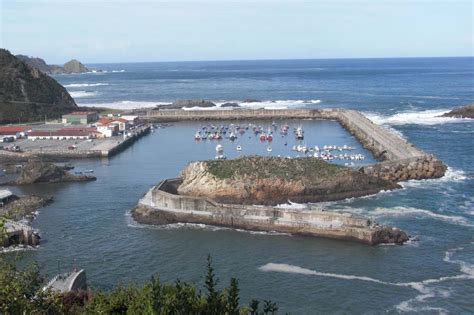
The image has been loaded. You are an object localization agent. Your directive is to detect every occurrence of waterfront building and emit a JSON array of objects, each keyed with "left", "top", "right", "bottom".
[
  {"left": 62, "top": 111, "right": 98, "bottom": 124},
  {"left": 0, "top": 125, "right": 32, "bottom": 140}
]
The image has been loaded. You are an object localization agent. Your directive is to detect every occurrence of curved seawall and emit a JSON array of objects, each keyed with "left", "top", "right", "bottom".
[{"left": 132, "top": 179, "right": 408, "bottom": 245}]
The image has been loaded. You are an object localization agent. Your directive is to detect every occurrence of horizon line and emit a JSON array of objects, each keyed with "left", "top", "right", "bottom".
[{"left": 71, "top": 55, "right": 474, "bottom": 65}]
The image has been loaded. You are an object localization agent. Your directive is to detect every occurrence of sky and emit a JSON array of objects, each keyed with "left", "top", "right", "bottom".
[{"left": 0, "top": 0, "right": 473, "bottom": 64}]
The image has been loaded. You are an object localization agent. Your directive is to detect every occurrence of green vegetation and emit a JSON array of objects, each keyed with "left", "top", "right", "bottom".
[
  {"left": 0, "top": 254, "right": 280, "bottom": 314},
  {"left": 78, "top": 106, "right": 125, "bottom": 115},
  {"left": 207, "top": 156, "right": 343, "bottom": 184}
]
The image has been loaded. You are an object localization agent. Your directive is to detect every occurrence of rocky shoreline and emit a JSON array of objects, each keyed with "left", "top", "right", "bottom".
[{"left": 441, "top": 103, "right": 474, "bottom": 119}]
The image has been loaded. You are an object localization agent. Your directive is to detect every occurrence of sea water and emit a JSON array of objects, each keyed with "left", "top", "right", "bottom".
[{"left": 4, "top": 57, "right": 474, "bottom": 314}]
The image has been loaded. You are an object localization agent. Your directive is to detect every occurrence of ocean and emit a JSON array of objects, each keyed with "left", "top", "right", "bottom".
[{"left": 5, "top": 57, "right": 474, "bottom": 314}]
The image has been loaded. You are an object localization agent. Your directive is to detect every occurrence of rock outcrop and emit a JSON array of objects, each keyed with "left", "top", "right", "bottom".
[
  {"left": 172, "top": 99, "right": 216, "bottom": 108},
  {"left": 220, "top": 102, "right": 241, "bottom": 108},
  {"left": 0, "top": 195, "right": 53, "bottom": 221},
  {"left": 13, "top": 160, "right": 96, "bottom": 185},
  {"left": 0, "top": 49, "right": 77, "bottom": 123},
  {"left": 16, "top": 54, "right": 91, "bottom": 74},
  {"left": 63, "top": 59, "right": 89, "bottom": 73},
  {"left": 441, "top": 103, "right": 474, "bottom": 119},
  {"left": 177, "top": 156, "right": 400, "bottom": 205}
]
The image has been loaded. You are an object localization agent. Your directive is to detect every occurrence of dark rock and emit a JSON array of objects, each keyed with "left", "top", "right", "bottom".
[
  {"left": 220, "top": 102, "right": 241, "bottom": 108},
  {"left": 0, "top": 194, "right": 54, "bottom": 221},
  {"left": 13, "top": 160, "right": 96, "bottom": 185},
  {"left": 0, "top": 49, "right": 77, "bottom": 123},
  {"left": 441, "top": 103, "right": 474, "bottom": 119},
  {"left": 242, "top": 99, "right": 261, "bottom": 103},
  {"left": 63, "top": 59, "right": 89, "bottom": 73},
  {"left": 373, "top": 227, "right": 409, "bottom": 245},
  {"left": 172, "top": 99, "right": 216, "bottom": 108}
]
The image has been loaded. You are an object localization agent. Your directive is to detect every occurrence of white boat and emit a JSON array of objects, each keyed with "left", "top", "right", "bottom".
[
  {"left": 267, "top": 146, "right": 272, "bottom": 152},
  {"left": 215, "top": 144, "right": 224, "bottom": 153},
  {"left": 236, "top": 145, "right": 242, "bottom": 151}
]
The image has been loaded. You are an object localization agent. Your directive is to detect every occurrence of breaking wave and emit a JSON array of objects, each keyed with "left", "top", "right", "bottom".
[
  {"left": 64, "top": 83, "right": 109, "bottom": 88},
  {"left": 70, "top": 91, "right": 100, "bottom": 98},
  {"left": 400, "top": 167, "right": 469, "bottom": 189},
  {"left": 364, "top": 109, "right": 471, "bottom": 125},
  {"left": 182, "top": 99, "right": 321, "bottom": 111},
  {"left": 371, "top": 207, "right": 473, "bottom": 227},
  {"left": 77, "top": 100, "right": 168, "bottom": 109},
  {"left": 260, "top": 245, "right": 474, "bottom": 314}
]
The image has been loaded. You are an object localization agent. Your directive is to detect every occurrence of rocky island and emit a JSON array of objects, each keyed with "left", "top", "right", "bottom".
[
  {"left": 8, "top": 160, "right": 96, "bottom": 185},
  {"left": 178, "top": 156, "right": 399, "bottom": 205},
  {"left": 133, "top": 156, "right": 409, "bottom": 245}
]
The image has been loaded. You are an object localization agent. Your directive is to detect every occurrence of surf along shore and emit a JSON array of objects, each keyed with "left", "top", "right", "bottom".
[{"left": 132, "top": 108, "right": 447, "bottom": 245}]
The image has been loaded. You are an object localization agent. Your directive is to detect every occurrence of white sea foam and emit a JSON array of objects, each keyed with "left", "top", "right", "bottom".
[
  {"left": 371, "top": 207, "right": 473, "bottom": 227},
  {"left": 260, "top": 252, "right": 474, "bottom": 314},
  {"left": 0, "top": 245, "right": 38, "bottom": 254},
  {"left": 78, "top": 100, "right": 168, "bottom": 109},
  {"left": 183, "top": 99, "right": 322, "bottom": 111},
  {"left": 70, "top": 91, "right": 99, "bottom": 98},
  {"left": 275, "top": 201, "right": 308, "bottom": 209},
  {"left": 400, "top": 167, "right": 469, "bottom": 189},
  {"left": 64, "top": 83, "right": 109, "bottom": 88},
  {"left": 364, "top": 109, "right": 471, "bottom": 126}
]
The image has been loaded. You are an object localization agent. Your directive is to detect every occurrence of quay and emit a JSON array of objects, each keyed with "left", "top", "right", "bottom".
[
  {"left": 0, "top": 125, "right": 151, "bottom": 161},
  {"left": 133, "top": 178, "right": 408, "bottom": 245},
  {"left": 2, "top": 219, "right": 40, "bottom": 247},
  {"left": 142, "top": 108, "right": 447, "bottom": 181}
]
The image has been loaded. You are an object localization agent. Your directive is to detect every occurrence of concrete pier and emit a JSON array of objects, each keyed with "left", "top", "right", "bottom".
[{"left": 133, "top": 179, "right": 408, "bottom": 245}]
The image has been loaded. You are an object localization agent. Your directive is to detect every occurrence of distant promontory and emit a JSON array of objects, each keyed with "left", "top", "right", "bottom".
[{"left": 16, "top": 55, "right": 93, "bottom": 74}]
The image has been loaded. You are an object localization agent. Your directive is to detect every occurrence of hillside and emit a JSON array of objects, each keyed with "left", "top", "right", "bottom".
[{"left": 0, "top": 49, "right": 77, "bottom": 123}]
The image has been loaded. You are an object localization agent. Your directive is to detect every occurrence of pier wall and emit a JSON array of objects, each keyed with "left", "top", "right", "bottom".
[
  {"left": 2, "top": 220, "right": 39, "bottom": 247},
  {"left": 143, "top": 108, "right": 446, "bottom": 180},
  {"left": 133, "top": 179, "right": 407, "bottom": 245}
]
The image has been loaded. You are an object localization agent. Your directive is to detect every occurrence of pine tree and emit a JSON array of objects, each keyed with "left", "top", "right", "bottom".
[{"left": 226, "top": 277, "right": 240, "bottom": 315}]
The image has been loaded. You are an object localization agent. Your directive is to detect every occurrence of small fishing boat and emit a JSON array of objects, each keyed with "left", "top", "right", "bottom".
[
  {"left": 295, "top": 127, "right": 304, "bottom": 140},
  {"left": 84, "top": 170, "right": 94, "bottom": 174},
  {"left": 267, "top": 147, "right": 272, "bottom": 152},
  {"left": 266, "top": 134, "right": 273, "bottom": 142},
  {"left": 259, "top": 134, "right": 267, "bottom": 141},
  {"left": 236, "top": 145, "right": 242, "bottom": 151},
  {"left": 194, "top": 132, "right": 201, "bottom": 140}
]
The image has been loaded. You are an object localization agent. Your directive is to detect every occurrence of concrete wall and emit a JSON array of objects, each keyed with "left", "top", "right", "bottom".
[{"left": 142, "top": 179, "right": 385, "bottom": 245}]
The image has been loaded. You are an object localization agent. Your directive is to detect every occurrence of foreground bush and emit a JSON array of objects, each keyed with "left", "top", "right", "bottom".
[{"left": 0, "top": 255, "right": 279, "bottom": 314}]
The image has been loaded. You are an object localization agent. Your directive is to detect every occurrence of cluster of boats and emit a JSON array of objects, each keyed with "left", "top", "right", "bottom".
[
  {"left": 194, "top": 122, "right": 304, "bottom": 143},
  {"left": 292, "top": 144, "right": 365, "bottom": 161},
  {"left": 193, "top": 123, "right": 366, "bottom": 164}
]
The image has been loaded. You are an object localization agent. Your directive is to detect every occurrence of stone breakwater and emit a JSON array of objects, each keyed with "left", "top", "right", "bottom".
[
  {"left": 132, "top": 179, "right": 409, "bottom": 245},
  {"left": 143, "top": 108, "right": 447, "bottom": 180}
]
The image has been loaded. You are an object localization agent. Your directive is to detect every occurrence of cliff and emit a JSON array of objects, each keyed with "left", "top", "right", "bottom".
[
  {"left": 177, "top": 156, "right": 400, "bottom": 205},
  {"left": 0, "top": 49, "right": 77, "bottom": 123},
  {"left": 441, "top": 103, "right": 474, "bottom": 119},
  {"left": 16, "top": 55, "right": 91, "bottom": 74}
]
